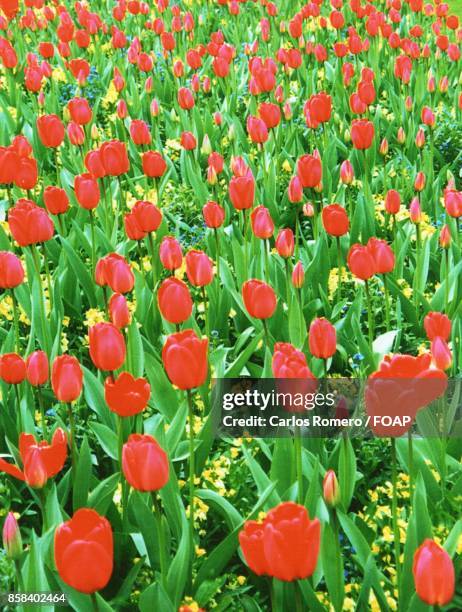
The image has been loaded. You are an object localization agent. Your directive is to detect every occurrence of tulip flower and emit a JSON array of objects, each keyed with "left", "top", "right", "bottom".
[
  {"left": 74, "top": 174, "right": 100, "bottom": 210},
  {"left": 350, "top": 119, "right": 374, "bottom": 149},
  {"left": 0, "top": 353, "right": 26, "bottom": 384},
  {"left": 3, "top": 512, "right": 22, "bottom": 560},
  {"left": 36, "top": 114, "right": 65, "bottom": 148},
  {"left": 51, "top": 355, "right": 83, "bottom": 403},
  {"left": 142, "top": 151, "right": 167, "bottom": 178},
  {"left": 296, "top": 154, "right": 322, "bottom": 188},
  {"left": 239, "top": 502, "right": 320, "bottom": 581},
  {"left": 424, "top": 312, "right": 451, "bottom": 341},
  {"left": 109, "top": 293, "right": 131, "bottom": 329},
  {"left": 322, "top": 204, "right": 349, "bottom": 237},
  {"left": 122, "top": 434, "right": 169, "bottom": 491},
  {"left": 229, "top": 174, "right": 255, "bottom": 210},
  {"left": 309, "top": 318, "right": 336, "bottom": 363},
  {"left": 250, "top": 206, "right": 274, "bottom": 239},
  {"left": 413, "top": 539, "right": 455, "bottom": 606},
  {"left": 54, "top": 508, "right": 113, "bottom": 594},
  {"left": 158, "top": 277, "right": 193, "bottom": 324},
  {"left": 162, "top": 330, "right": 208, "bottom": 391},
  {"left": 185, "top": 250, "right": 214, "bottom": 287},
  {"left": 275, "top": 229, "right": 294, "bottom": 258},
  {"left": 97, "top": 253, "right": 134, "bottom": 294},
  {"left": 323, "top": 470, "right": 340, "bottom": 507},
  {"left": 242, "top": 279, "right": 277, "bottom": 321},
  {"left": 0, "top": 428, "right": 67, "bottom": 488},
  {"left": 89, "top": 322, "right": 126, "bottom": 371},
  {"left": 8, "top": 200, "right": 54, "bottom": 246},
  {"left": 431, "top": 337, "right": 452, "bottom": 371},
  {"left": 0, "top": 251, "right": 24, "bottom": 289},
  {"left": 159, "top": 236, "right": 183, "bottom": 271},
  {"left": 202, "top": 201, "right": 225, "bottom": 228},
  {"left": 43, "top": 186, "right": 70, "bottom": 216},
  {"left": 100, "top": 140, "right": 130, "bottom": 176},
  {"left": 105, "top": 372, "right": 151, "bottom": 417},
  {"left": 26, "top": 351, "right": 49, "bottom": 386}
]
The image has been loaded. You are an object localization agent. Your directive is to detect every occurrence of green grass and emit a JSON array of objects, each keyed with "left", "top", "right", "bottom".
[{"left": 448, "top": 0, "right": 462, "bottom": 18}]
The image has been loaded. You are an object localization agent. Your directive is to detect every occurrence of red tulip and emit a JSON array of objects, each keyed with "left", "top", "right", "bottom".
[
  {"left": 292, "top": 261, "right": 305, "bottom": 288},
  {"left": 178, "top": 87, "right": 195, "bottom": 110},
  {"left": 297, "top": 154, "right": 322, "bottom": 188},
  {"left": 275, "top": 229, "right": 294, "bottom": 258},
  {"left": 158, "top": 277, "right": 193, "bottom": 324},
  {"left": 43, "top": 186, "right": 70, "bottom": 215},
  {"left": 37, "top": 115, "right": 65, "bottom": 148},
  {"left": 122, "top": 434, "right": 169, "bottom": 491},
  {"left": 52, "top": 355, "right": 83, "bottom": 403},
  {"left": 109, "top": 293, "right": 131, "bottom": 329},
  {"left": 130, "top": 120, "right": 151, "bottom": 146},
  {"left": 229, "top": 174, "right": 255, "bottom": 210},
  {"left": 105, "top": 372, "right": 150, "bottom": 417},
  {"left": 413, "top": 540, "right": 455, "bottom": 606},
  {"left": 340, "top": 160, "right": 354, "bottom": 185},
  {"left": 258, "top": 102, "right": 281, "bottom": 129},
  {"left": 304, "top": 92, "right": 332, "bottom": 127},
  {"left": 74, "top": 173, "right": 100, "bottom": 210},
  {"left": 162, "top": 330, "right": 208, "bottom": 390},
  {"left": 97, "top": 253, "right": 134, "bottom": 294},
  {"left": 100, "top": 140, "right": 130, "bottom": 176},
  {"left": 288, "top": 176, "right": 303, "bottom": 203},
  {"left": 180, "top": 131, "right": 197, "bottom": 150},
  {"left": 202, "top": 201, "right": 225, "bottom": 228},
  {"left": 142, "top": 151, "right": 167, "bottom": 178},
  {"left": 322, "top": 204, "right": 349, "bottom": 236},
  {"left": 54, "top": 508, "right": 113, "bottom": 594},
  {"left": 309, "top": 317, "right": 336, "bottom": 359},
  {"left": 185, "top": 250, "right": 214, "bottom": 286},
  {"left": 0, "top": 251, "right": 24, "bottom": 288},
  {"left": 131, "top": 201, "right": 162, "bottom": 233},
  {"left": 424, "top": 312, "right": 451, "bottom": 341},
  {"left": 0, "top": 353, "right": 26, "bottom": 384},
  {"left": 26, "top": 351, "right": 49, "bottom": 386},
  {"left": 85, "top": 150, "right": 106, "bottom": 178},
  {"left": 385, "top": 189, "right": 401, "bottom": 215},
  {"left": 67, "top": 122, "right": 85, "bottom": 146},
  {"left": 89, "top": 322, "right": 126, "bottom": 371},
  {"left": 439, "top": 225, "right": 451, "bottom": 248},
  {"left": 159, "top": 236, "right": 183, "bottom": 270},
  {"left": 239, "top": 502, "right": 320, "bottom": 581},
  {"left": 444, "top": 189, "right": 462, "bottom": 218},
  {"left": 242, "top": 279, "right": 277, "bottom": 320},
  {"left": 247, "top": 116, "right": 269, "bottom": 144},
  {"left": 431, "top": 337, "right": 452, "bottom": 371},
  {"left": 8, "top": 200, "right": 54, "bottom": 246},
  {"left": 250, "top": 206, "right": 274, "bottom": 239},
  {"left": 68, "top": 97, "right": 92, "bottom": 125},
  {"left": 323, "top": 470, "right": 340, "bottom": 507},
  {"left": 367, "top": 238, "right": 394, "bottom": 274},
  {"left": 0, "top": 428, "right": 67, "bottom": 487},
  {"left": 347, "top": 243, "right": 376, "bottom": 280},
  {"left": 351, "top": 119, "right": 374, "bottom": 149}
]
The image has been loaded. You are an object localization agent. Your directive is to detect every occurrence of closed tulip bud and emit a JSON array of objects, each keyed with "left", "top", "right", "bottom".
[
  {"left": 413, "top": 539, "right": 455, "bottom": 606},
  {"left": 414, "top": 171, "right": 426, "bottom": 191},
  {"left": 52, "top": 355, "right": 83, "bottom": 403},
  {"left": 347, "top": 244, "right": 376, "bottom": 280},
  {"left": 340, "top": 159, "right": 354, "bottom": 184},
  {"left": 109, "top": 293, "right": 131, "bottom": 329},
  {"left": 309, "top": 317, "right": 336, "bottom": 359},
  {"left": 26, "top": 351, "right": 49, "bottom": 386},
  {"left": 162, "top": 330, "right": 208, "bottom": 390},
  {"left": 379, "top": 138, "right": 389, "bottom": 156},
  {"left": 159, "top": 236, "right": 183, "bottom": 270},
  {"left": 288, "top": 175, "right": 303, "bottom": 203},
  {"left": 405, "top": 96, "right": 413, "bottom": 111},
  {"left": 427, "top": 75, "right": 436, "bottom": 92},
  {"left": 323, "top": 470, "right": 340, "bottom": 507},
  {"left": 54, "top": 509, "right": 113, "bottom": 594},
  {"left": 43, "top": 186, "right": 69, "bottom": 215},
  {"left": 201, "top": 134, "right": 212, "bottom": 156},
  {"left": 385, "top": 189, "right": 401, "bottom": 215},
  {"left": 303, "top": 202, "right": 315, "bottom": 217},
  {"left": 117, "top": 99, "right": 128, "bottom": 119},
  {"left": 292, "top": 261, "right": 305, "bottom": 288},
  {"left": 122, "top": 434, "right": 169, "bottom": 491},
  {"left": 150, "top": 99, "right": 160, "bottom": 117},
  {"left": 207, "top": 165, "right": 218, "bottom": 185},
  {"left": 276, "top": 228, "right": 294, "bottom": 258},
  {"left": 213, "top": 112, "right": 222, "bottom": 126},
  {"left": 409, "top": 197, "right": 422, "bottom": 223},
  {"left": 0, "top": 251, "right": 24, "bottom": 289},
  {"left": 431, "top": 337, "right": 452, "bottom": 371},
  {"left": 251, "top": 206, "right": 274, "bottom": 239},
  {"left": 180, "top": 131, "right": 197, "bottom": 150},
  {"left": 415, "top": 128, "right": 426, "bottom": 148},
  {"left": 105, "top": 372, "right": 150, "bottom": 417},
  {"left": 439, "top": 224, "right": 451, "bottom": 248},
  {"left": 3, "top": 512, "right": 22, "bottom": 560},
  {"left": 158, "top": 277, "right": 193, "bottom": 324},
  {"left": 322, "top": 204, "right": 349, "bottom": 237},
  {"left": 202, "top": 201, "right": 225, "bottom": 228},
  {"left": 74, "top": 173, "right": 100, "bottom": 209},
  {"left": 397, "top": 127, "right": 406, "bottom": 144},
  {"left": 421, "top": 106, "right": 435, "bottom": 127},
  {"left": 0, "top": 353, "right": 26, "bottom": 384},
  {"left": 89, "top": 323, "right": 126, "bottom": 371},
  {"left": 439, "top": 76, "right": 449, "bottom": 93},
  {"left": 242, "top": 279, "right": 277, "bottom": 319}
]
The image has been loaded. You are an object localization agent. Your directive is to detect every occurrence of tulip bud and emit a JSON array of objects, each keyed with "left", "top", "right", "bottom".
[
  {"left": 292, "top": 261, "right": 305, "bottom": 288},
  {"left": 379, "top": 138, "right": 389, "bottom": 156},
  {"left": 415, "top": 128, "right": 425, "bottom": 148},
  {"left": 439, "top": 76, "right": 449, "bottom": 93},
  {"left": 431, "top": 337, "right": 452, "bottom": 371},
  {"left": 414, "top": 171, "right": 426, "bottom": 192},
  {"left": 24, "top": 449, "right": 48, "bottom": 489},
  {"left": 340, "top": 159, "right": 354, "bottom": 184},
  {"left": 397, "top": 127, "right": 406, "bottom": 144},
  {"left": 439, "top": 224, "right": 451, "bottom": 248},
  {"left": 3, "top": 512, "right": 22, "bottom": 559},
  {"left": 323, "top": 470, "right": 340, "bottom": 507},
  {"left": 201, "top": 134, "right": 212, "bottom": 156},
  {"left": 405, "top": 96, "right": 413, "bottom": 111},
  {"left": 303, "top": 202, "right": 315, "bottom": 217},
  {"left": 410, "top": 197, "right": 422, "bottom": 223}
]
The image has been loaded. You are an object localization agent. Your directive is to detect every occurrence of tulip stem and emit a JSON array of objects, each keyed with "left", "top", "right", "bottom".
[
  {"left": 408, "top": 430, "right": 414, "bottom": 501},
  {"left": 147, "top": 233, "right": 157, "bottom": 287},
  {"left": 42, "top": 244, "right": 53, "bottom": 312},
  {"left": 90, "top": 592, "right": 98, "bottom": 612},
  {"left": 336, "top": 237, "right": 342, "bottom": 298},
  {"left": 67, "top": 403, "right": 77, "bottom": 488},
  {"left": 14, "top": 559, "right": 25, "bottom": 594},
  {"left": 186, "top": 389, "right": 196, "bottom": 588},
  {"left": 31, "top": 245, "right": 50, "bottom": 356},
  {"left": 152, "top": 493, "right": 168, "bottom": 589},
  {"left": 37, "top": 386, "right": 47, "bottom": 440},
  {"left": 14, "top": 384, "right": 23, "bottom": 434},
  {"left": 391, "top": 438, "right": 401, "bottom": 591},
  {"left": 10, "top": 288, "right": 20, "bottom": 352},
  {"left": 444, "top": 249, "right": 449, "bottom": 313},
  {"left": 294, "top": 425, "right": 303, "bottom": 504},
  {"left": 294, "top": 580, "right": 303, "bottom": 612},
  {"left": 89, "top": 210, "right": 96, "bottom": 276},
  {"left": 264, "top": 239, "right": 270, "bottom": 282},
  {"left": 201, "top": 287, "right": 209, "bottom": 338},
  {"left": 214, "top": 228, "right": 220, "bottom": 279},
  {"left": 383, "top": 274, "right": 390, "bottom": 331},
  {"left": 364, "top": 280, "right": 373, "bottom": 351}
]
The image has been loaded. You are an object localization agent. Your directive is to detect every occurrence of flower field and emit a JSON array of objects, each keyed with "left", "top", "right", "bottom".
[{"left": 0, "top": 0, "right": 461, "bottom": 610}]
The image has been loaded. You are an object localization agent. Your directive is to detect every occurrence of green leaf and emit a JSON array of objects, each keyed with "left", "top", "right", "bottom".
[{"left": 73, "top": 435, "right": 92, "bottom": 510}]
